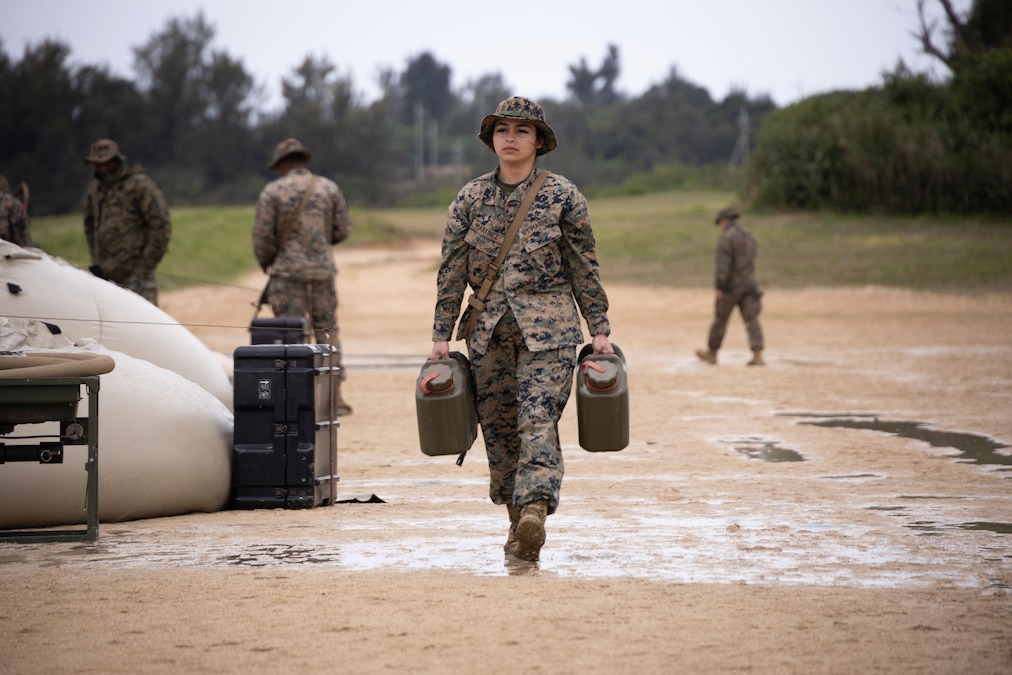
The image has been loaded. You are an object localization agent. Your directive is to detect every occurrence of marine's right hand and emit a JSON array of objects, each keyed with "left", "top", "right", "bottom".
[{"left": 429, "top": 341, "right": 449, "bottom": 360}]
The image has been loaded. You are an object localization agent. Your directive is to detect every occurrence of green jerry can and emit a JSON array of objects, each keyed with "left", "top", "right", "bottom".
[
  {"left": 415, "top": 351, "right": 478, "bottom": 457},
  {"left": 576, "top": 343, "right": 629, "bottom": 452}
]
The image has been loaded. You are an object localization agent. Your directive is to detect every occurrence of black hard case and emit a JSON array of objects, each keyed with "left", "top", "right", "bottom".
[
  {"left": 249, "top": 317, "right": 309, "bottom": 345},
  {"left": 231, "top": 344, "right": 339, "bottom": 509}
]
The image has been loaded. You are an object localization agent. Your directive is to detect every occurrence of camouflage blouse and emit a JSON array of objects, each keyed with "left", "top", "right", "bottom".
[
  {"left": 253, "top": 167, "right": 352, "bottom": 280},
  {"left": 715, "top": 220, "right": 760, "bottom": 294},
  {"left": 433, "top": 167, "right": 610, "bottom": 355},
  {"left": 83, "top": 163, "right": 171, "bottom": 283},
  {"left": 0, "top": 193, "right": 28, "bottom": 246}
]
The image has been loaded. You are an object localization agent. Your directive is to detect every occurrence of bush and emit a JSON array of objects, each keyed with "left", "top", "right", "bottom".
[{"left": 745, "top": 75, "right": 1012, "bottom": 215}]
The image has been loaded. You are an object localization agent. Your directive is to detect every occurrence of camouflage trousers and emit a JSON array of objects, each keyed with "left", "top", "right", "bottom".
[
  {"left": 470, "top": 311, "right": 577, "bottom": 516},
  {"left": 116, "top": 269, "right": 159, "bottom": 306},
  {"left": 268, "top": 275, "right": 344, "bottom": 381},
  {"left": 707, "top": 285, "right": 764, "bottom": 352}
]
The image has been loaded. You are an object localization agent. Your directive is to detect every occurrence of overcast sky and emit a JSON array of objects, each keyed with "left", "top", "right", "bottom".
[{"left": 4, "top": 0, "right": 966, "bottom": 112}]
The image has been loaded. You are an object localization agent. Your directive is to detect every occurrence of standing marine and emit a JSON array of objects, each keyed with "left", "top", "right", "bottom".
[
  {"left": 0, "top": 176, "right": 30, "bottom": 247},
  {"left": 253, "top": 138, "right": 353, "bottom": 416},
  {"left": 83, "top": 139, "right": 172, "bottom": 306},
  {"left": 428, "top": 97, "right": 614, "bottom": 562},
  {"left": 696, "top": 206, "right": 765, "bottom": 366}
]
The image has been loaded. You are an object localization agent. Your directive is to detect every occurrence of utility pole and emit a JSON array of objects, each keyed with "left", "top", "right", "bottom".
[
  {"left": 428, "top": 119, "right": 439, "bottom": 168},
  {"left": 729, "top": 106, "right": 749, "bottom": 168},
  {"left": 414, "top": 102, "right": 425, "bottom": 182},
  {"left": 451, "top": 141, "right": 464, "bottom": 184}
]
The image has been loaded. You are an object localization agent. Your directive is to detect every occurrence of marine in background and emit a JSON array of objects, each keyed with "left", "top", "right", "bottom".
[
  {"left": 696, "top": 206, "right": 765, "bottom": 366},
  {"left": 83, "top": 139, "right": 172, "bottom": 306},
  {"left": 253, "top": 138, "right": 353, "bottom": 416},
  {"left": 0, "top": 175, "right": 31, "bottom": 247}
]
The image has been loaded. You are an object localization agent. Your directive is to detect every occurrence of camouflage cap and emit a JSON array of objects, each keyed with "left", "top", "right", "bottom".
[
  {"left": 84, "top": 138, "right": 126, "bottom": 164},
  {"left": 478, "top": 97, "right": 558, "bottom": 156},
  {"left": 714, "top": 206, "right": 741, "bottom": 224},
  {"left": 268, "top": 138, "right": 313, "bottom": 169}
]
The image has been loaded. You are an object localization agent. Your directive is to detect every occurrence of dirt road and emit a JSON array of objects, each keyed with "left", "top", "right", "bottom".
[{"left": 2, "top": 240, "right": 1011, "bottom": 673}]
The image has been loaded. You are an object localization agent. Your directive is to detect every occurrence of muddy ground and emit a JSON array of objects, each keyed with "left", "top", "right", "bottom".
[{"left": 2, "top": 240, "right": 1011, "bottom": 674}]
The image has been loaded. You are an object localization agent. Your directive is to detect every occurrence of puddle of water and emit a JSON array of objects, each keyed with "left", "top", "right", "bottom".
[
  {"left": 907, "top": 521, "right": 948, "bottom": 536},
  {"left": 784, "top": 414, "right": 1011, "bottom": 470},
  {"left": 778, "top": 358, "right": 833, "bottom": 367},
  {"left": 898, "top": 495, "right": 963, "bottom": 500},
  {"left": 742, "top": 444, "right": 804, "bottom": 463},
  {"left": 3, "top": 453, "right": 1008, "bottom": 590},
  {"left": 2, "top": 497, "right": 1006, "bottom": 589},
  {"left": 958, "top": 522, "right": 1012, "bottom": 535},
  {"left": 221, "top": 545, "right": 342, "bottom": 566},
  {"left": 906, "top": 521, "right": 1012, "bottom": 536},
  {"left": 720, "top": 437, "right": 804, "bottom": 462}
]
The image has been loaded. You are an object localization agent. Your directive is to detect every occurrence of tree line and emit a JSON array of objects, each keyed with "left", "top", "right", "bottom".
[
  {"left": 0, "top": 12, "right": 767, "bottom": 216},
  {"left": 747, "top": 0, "right": 1011, "bottom": 214},
  {"left": 1, "top": 0, "right": 1007, "bottom": 217}
]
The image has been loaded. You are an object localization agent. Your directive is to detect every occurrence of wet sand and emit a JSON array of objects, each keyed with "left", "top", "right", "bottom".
[{"left": 2, "top": 241, "right": 1011, "bottom": 673}]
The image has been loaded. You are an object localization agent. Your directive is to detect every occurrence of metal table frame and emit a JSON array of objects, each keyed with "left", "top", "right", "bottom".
[{"left": 0, "top": 375, "right": 100, "bottom": 543}]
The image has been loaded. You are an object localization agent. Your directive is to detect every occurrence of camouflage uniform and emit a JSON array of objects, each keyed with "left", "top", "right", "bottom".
[
  {"left": 253, "top": 152, "right": 352, "bottom": 379},
  {"left": 706, "top": 213, "right": 764, "bottom": 352},
  {"left": 83, "top": 140, "right": 171, "bottom": 306},
  {"left": 432, "top": 167, "right": 611, "bottom": 515},
  {"left": 0, "top": 176, "right": 29, "bottom": 247}
]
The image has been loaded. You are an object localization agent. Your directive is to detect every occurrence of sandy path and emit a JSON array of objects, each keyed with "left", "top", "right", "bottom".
[{"left": 2, "top": 240, "right": 1011, "bottom": 674}]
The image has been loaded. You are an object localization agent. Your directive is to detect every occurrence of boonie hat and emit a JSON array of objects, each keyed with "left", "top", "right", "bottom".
[
  {"left": 714, "top": 206, "right": 741, "bottom": 223},
  {"left": 84, "top": 139, "right": 126, "bottom": 164},
  {"left": 268, "top": 138, "right": 313, "bottom": 169},
  {"left": 478, "top": 97, "right": 558, "bottom": 156}
]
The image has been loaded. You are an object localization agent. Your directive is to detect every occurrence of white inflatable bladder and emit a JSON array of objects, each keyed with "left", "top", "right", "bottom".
[
  {"left": 0, "top": 322, "right": 233, "bottom": 527},
  {"left": 0, "top": 238, "right": 238, "bottom": 528},
  {"left": 0, "top": 240, "right": 232, "bottom": 409}
]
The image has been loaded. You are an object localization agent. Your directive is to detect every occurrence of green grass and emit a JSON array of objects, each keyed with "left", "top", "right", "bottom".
[
  {"left": 30, "top": 207, "right": 258, "bottom": 290},
  {"left": 29, "top": 205, "right": 427, "bottom": 291},
  {"left": 751, "top": 212, "right": 1012, "bottom": 291},
  {"left": 587, "top": 190, "right": 733, "bottom": 287},
  {"left": 28, "top": 191, "right": 1012, "bottom": 293}
]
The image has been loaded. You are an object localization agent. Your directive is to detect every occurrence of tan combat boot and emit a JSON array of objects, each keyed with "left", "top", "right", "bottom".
[
  {"left": 336, "top": 385, "right": 353, "bottom": 416},
  {"left": 514, "top": 499, "right": 549, "bottom": 562},
  {"left": 747, "top": 350, "right": 765, "bottom": 366},
  {"left": 504, "top": 505, "right": 522, "bottom": 557},
  {"left": 695, "top": 349, "right": 717, "bottom": 365}
]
